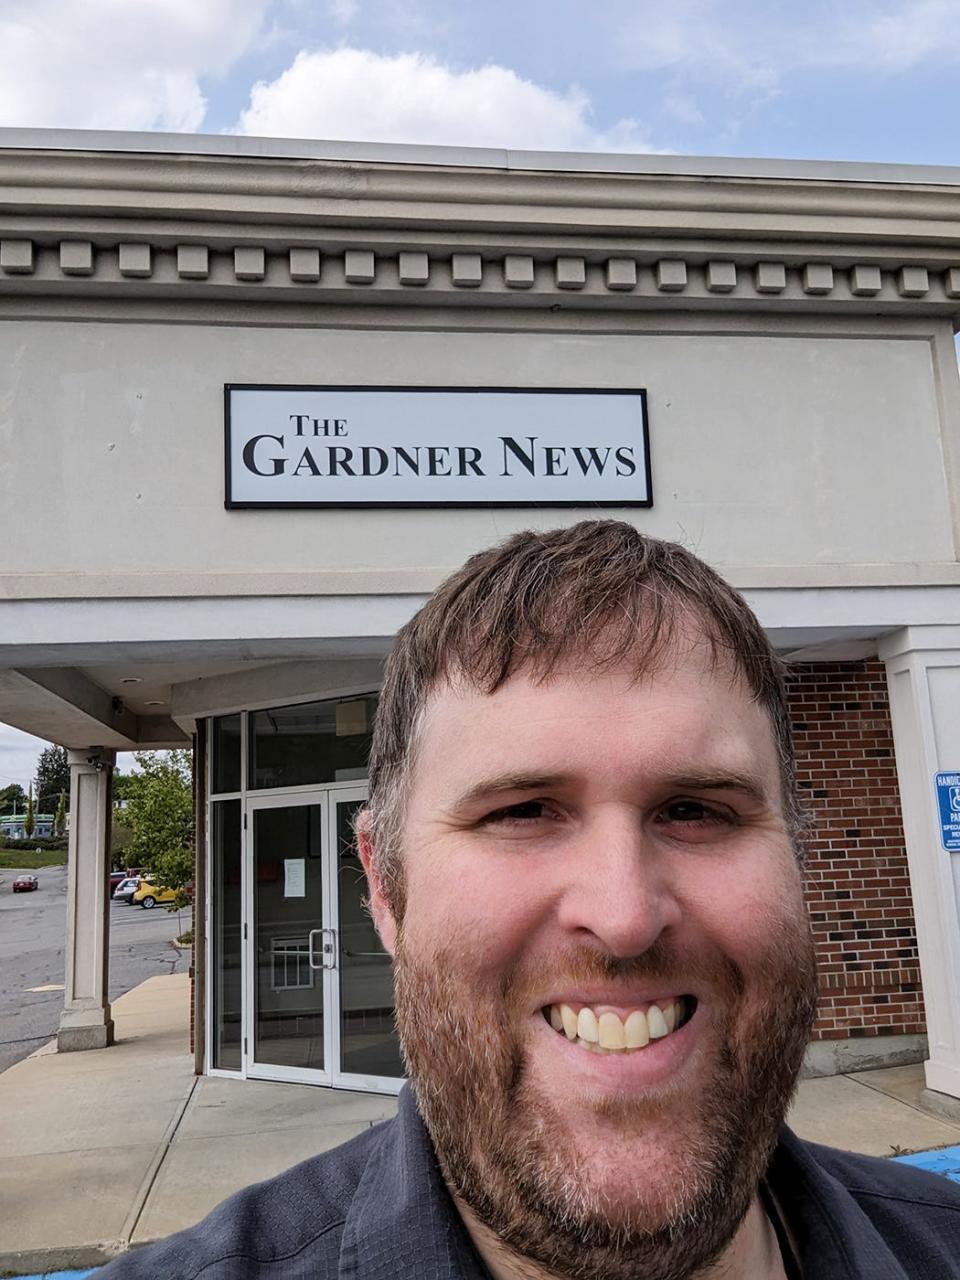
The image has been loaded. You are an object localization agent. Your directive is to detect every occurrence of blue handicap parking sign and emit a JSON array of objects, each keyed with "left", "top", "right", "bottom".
[{"left": 935, "top": 773, "right": 960, "bottom": 852}]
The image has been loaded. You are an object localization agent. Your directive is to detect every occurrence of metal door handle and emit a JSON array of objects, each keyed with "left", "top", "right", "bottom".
[
  {"left": 309, "top": 927, "right": 337, "bottom": 970},
  {"left": 323, "top": 927, "right": 337, "bottom": 970}
]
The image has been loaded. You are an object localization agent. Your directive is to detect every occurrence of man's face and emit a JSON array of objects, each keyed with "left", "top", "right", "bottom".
[{"left": 365, "top": 643, "right": 817, "bottom": 1280}]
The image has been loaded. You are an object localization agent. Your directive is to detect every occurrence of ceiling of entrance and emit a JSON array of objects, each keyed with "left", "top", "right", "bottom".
[{"left": 78, "top": 659, "right": 282, "bottom": 715}]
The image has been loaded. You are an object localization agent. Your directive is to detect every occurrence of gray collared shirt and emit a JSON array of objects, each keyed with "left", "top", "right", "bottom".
[{"left": 99, "top": 1086, "right": 960, "bottom": 1278}]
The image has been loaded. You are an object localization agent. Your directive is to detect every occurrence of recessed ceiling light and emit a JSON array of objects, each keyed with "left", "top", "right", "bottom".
[
  {"left": 120, "top": 677, "right": 143, "bottom": 685},
  {"left": 144, "top": 700, "right": 166, "bottom": 707}
]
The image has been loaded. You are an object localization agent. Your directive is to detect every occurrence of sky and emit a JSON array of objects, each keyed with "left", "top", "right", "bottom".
[
  {"left": 2, "top": 0, "right": 960, "bottom": 161},
  {"left": 2, "top": 0, "right": 959, "bottom": 788}
]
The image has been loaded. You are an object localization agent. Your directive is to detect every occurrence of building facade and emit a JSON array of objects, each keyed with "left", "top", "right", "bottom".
[
  {"left": 1, "top": 130, "right": 958, "bottom": 1100},
  {"left": 0, "top": 813, "right": 56, "bottom": 840}
]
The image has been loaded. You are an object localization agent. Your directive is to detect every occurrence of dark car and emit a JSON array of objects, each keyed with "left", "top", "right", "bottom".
[{"left": 12, "top": 874, "right": 39, "bottom": 893}]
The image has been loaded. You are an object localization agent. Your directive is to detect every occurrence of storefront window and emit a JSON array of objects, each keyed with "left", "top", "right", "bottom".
[
  {"left": 248, "top": 694, "right": 377, "bottom": 790},
  {"left": 211, "top": 713, "right": 241, "bottom": 794},
  {"left": 212, "top": 799, "right": 242, "bottom": 1070}
]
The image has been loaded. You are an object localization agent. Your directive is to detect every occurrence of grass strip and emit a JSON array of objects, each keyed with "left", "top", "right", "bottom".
[{"left": 0, "top": 849, "right": 68, "bottom": 868}]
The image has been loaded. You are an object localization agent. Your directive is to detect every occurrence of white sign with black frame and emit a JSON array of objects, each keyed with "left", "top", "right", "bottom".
[{"left": 225, "top": 385, "right": 651, "bottom": 509}]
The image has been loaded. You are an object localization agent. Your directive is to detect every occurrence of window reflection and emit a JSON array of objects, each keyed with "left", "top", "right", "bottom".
[
  {"left": 212, "top": 714, "right": 241, "bottom": 794},
  {"left": 212, "top": 799, "right": 242, "bottom": 1070},
  {"left": 248, "top": 695, "right": 377, "bottom": 790},
  {"left": 337, "top": 797, "right": 403, "bottom": 1079}
]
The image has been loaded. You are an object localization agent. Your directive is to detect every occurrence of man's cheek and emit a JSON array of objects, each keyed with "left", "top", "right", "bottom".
[
  {"left": 406, "top": 856, "right": 532, "bottom": 956},
  {"left": 692, "top": 866, "right": 802, "bottom": 948}
]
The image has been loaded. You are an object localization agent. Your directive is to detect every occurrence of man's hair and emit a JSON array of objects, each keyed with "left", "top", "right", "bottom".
[{"left": 365, "top": 520, "right": 801, "bottom": 907}]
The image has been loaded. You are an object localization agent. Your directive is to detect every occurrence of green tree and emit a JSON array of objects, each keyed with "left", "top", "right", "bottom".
[
  {"left": 54, "top": 789, "right": 67, "bottom": 837},
  {"left": 112, "top": 771, "right": 136, "bottom": 805},
  {"left": 24, "top": 785, "right": 35, "bottom": 839},
  {"left": 111, "top": 810, "right": 134, "bottom": 867},
  {"left": 111, "top": 771, "right": 137, "bottom": 869},
  {"left": 0, "top": 783, "right": 26, "bottom": 816},
  {"left": 34, "top": 745, "right": 69, "bottom": 814},
  {"left": 125, "top": 750, "right": 193, "bottom": 907}
]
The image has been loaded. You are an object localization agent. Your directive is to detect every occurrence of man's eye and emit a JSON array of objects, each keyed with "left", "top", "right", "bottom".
[
  {"left": 483, "top": 800, "right": 549, "bottom": 825},
  {"left": 657, "top": 799, "right": 732, "bottom": 826}
]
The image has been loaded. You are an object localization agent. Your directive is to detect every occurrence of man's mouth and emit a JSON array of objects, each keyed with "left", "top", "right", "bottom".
[{"left": 542, "top": 997, "right": 697, "bottom": 1054}]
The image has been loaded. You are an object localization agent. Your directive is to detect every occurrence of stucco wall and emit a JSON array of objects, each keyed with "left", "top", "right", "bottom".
[{"left": 0, "top": 318, "right": 954, "bottom": 588}]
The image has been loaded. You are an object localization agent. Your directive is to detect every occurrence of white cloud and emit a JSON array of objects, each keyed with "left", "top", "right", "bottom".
[
  {"left": 0, "top": 0, "right": 269, "bottom": 131},
  {"left": 327, "top": 0, "right": 359, "bottom": 24},
  {"left": 663, "top": 93, "right": 705, "bottom": 127},
  {"left": 830, "top": 0, "right": 960, "bottom": 72},
  {"left": 236, "top": 47, "right": 661, "bottom": 151},
  {"left": 0, "top": 721, "right": 140, "bottom": 792},
  {"left": 0, "top": 725, "right": 48, "bottom": 792},
  {"left": 616, "top": 0, "right": 960, "bottom": 98},
  {"left": 616, "top": 0, "right": 779, "bottom": 94}
]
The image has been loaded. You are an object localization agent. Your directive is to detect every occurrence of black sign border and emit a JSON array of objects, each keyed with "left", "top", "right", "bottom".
[{"left": 224, "top": 384, "right": 652, "bottom": 510}]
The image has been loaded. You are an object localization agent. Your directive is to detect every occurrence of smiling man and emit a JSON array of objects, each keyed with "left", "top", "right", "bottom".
[{"left": 101, "top": 522, "right": 960, "bottom": 1280}]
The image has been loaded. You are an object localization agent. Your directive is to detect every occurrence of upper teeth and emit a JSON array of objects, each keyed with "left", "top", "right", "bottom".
[{"left": 547, "top": 999, "right": 685, "bottom": 1053}]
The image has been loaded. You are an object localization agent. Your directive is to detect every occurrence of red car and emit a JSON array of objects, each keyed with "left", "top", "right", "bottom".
[{"left": 12, "top": 874, "right": 39, "bottom": 892}]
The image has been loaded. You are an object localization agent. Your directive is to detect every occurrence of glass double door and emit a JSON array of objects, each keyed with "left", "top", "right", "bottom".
[{"left": 244, "top": 785, "right": 403, "bottom": 1093}]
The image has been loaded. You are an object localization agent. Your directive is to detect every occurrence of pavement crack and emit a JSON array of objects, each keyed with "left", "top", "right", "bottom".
[
  {"left": 846, "top": 1073, "right": 960, "bottom": 1132},
  {"left": 121, "top": 1075, "right": 199, "bottom": 1248}
]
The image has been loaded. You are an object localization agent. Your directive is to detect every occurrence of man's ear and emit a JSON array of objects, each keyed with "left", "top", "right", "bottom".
[{"left": 355, "top": 810, "right": 397, "bottom": 957}]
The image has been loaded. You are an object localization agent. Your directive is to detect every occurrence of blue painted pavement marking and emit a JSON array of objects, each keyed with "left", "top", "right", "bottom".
[
  {"left": 893, "top": 1143, "right": 960, "bottom": 1184},
  {"left": 8, "top": 1270, "right": 100, "bottom": 1278}
]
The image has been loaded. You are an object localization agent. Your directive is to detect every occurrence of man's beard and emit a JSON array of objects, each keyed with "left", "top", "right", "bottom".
[{"left": 393, "top": 919, "right": 818, "bottom": 1280}]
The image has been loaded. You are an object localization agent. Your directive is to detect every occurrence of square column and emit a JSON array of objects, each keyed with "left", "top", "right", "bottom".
[
  {"left": 57, "top": 747, "right": 116, "bottom": 1051},
  {"left": 880, "top": 627, "right": 960, "bottom": 1100}
]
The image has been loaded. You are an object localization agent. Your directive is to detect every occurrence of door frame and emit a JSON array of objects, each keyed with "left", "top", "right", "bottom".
[
  {"left": 243, "top": 788, "right": 334, "bottom": 1087},
  {"left": 241, "top": 781, "right": 402, "bottom": 1095},
  {"left": 326, "top": 784, "right": 403, "bottom": 1096}
]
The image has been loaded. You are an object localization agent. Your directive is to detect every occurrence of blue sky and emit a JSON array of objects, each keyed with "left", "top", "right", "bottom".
[
  {"left": 2, "top": 0, "right": 960, "bottom": 162},
  {"left": 1, "top": 0, "right": 959, "bottom": 788}
]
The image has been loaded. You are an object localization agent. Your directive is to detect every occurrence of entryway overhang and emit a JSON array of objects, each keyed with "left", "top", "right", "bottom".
[{"left": 1, "top": 583, "right": 958, "bottom": 747}]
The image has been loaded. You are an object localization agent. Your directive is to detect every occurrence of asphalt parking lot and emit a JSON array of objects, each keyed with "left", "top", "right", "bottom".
[{"left": 0, "top": 864, "right": 192, "bottom": 1073}]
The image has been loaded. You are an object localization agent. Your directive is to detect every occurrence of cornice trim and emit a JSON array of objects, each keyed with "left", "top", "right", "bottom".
[
  {"left": 1, "top": 565, "right": 957, "bottom": 601},
  {"left": 3, "top": 238, "right": 960, "bottom": 315},
  {"left": 6, "top": 128, "right": 960, "bottom": 188}
]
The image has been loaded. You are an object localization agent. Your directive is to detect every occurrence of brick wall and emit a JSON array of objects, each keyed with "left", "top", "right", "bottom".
[{"left": 788, "top": 661, "right": 925, "bottom": 1041}]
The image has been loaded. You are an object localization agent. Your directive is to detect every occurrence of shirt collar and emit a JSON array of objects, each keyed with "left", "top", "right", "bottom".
[
  {"left": 339, "top": 1086, "right": 490, "bottom": 1280},
  {"left": 341, "top": 1099, "right": 912, "bottom": 1280},
  {"left": 770, "top": 1128, "right": 910, "bottom": 1280}
]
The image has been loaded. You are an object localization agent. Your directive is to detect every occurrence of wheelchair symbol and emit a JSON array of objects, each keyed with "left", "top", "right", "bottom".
[{"left": 951, "top": 787, "right": 960, "bottom": 812}]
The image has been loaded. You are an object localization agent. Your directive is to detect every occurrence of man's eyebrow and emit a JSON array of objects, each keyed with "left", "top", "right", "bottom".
[
  {"left": 450, "top": 770, "right": 770, "bottom": 812},
  {"left": 665, "top": 772, "right": 770, "bottom": 804},
  {"left": 450, "top": 774, "right": 570, "bottom": 811}
]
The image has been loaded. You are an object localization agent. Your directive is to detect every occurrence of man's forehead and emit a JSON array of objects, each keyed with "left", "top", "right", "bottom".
[
  {"left": 431, "top": 626, "right": 749, "bottom": 706},
  {"left": 415, "top": 649, "right": 778, "bottom": 781}
]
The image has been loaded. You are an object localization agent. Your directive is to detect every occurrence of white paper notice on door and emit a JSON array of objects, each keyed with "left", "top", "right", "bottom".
[{"left": 284, "top": 858, "right": 306, "bottom": 898}]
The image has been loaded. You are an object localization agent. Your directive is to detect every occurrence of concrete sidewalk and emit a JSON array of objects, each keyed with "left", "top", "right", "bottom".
[
  {"left": 0, "top": 976, "right": 396, "bottom": 1276},
  {"left": 3, "top": 978, "right": 960, "bottom": 1276}
]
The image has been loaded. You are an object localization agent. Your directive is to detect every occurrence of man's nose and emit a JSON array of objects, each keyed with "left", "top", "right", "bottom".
[{"left": 554, "top": 810, "right": 683, "bottom": 957}]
